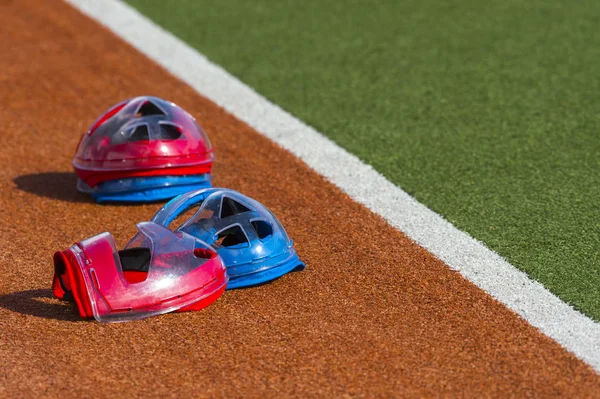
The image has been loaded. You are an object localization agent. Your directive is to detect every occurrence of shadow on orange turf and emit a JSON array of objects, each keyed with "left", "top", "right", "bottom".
[
  {"left": 0, "top": 289, "right": 83, "bottom": 322},
  {"left": 14, "top": 172, "right": 91, "bottom": 203}
]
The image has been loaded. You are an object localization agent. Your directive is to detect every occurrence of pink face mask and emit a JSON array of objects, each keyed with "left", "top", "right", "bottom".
[
  {"left": 73, "top": 96, "right": 215, "bottom": 188},
  {"left": 53, "top": 222, "right": 228, "bottom": 322}
]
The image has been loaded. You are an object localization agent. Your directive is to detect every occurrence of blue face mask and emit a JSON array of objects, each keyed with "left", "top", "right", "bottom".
[{"left": 147, "top": 187, "right": 305, "bottom": 289}]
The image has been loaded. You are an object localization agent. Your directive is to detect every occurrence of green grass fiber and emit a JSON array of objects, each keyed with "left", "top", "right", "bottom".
[{"left": 126, "top": 0, "right": 600, "bottom": 319}]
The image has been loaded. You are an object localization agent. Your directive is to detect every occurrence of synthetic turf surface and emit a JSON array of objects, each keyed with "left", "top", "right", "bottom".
[
  {"left": 0, "top": 0, "right": 599, "bottom": 396},
  {"left": 124, "top": 0, "right": 600, "bottom": 321}
]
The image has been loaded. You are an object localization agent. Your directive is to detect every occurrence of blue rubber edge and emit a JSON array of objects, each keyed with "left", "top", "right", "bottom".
[
  {"left": 226, "top": 257, "right": 305, "bottom": 289},
  {"left": 92, "top": 176, "right": 212, "bottom": 203}
]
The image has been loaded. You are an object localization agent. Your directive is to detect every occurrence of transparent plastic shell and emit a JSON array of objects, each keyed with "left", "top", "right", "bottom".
[
  {"left": 71, "top": 222, "right": 227, "bottom": 322},
  {"left": 73, "top": 96, "right": 214, "bottom": 172},
  {"left": 146, "top": 188, "right": 304, "bottom": 286}
]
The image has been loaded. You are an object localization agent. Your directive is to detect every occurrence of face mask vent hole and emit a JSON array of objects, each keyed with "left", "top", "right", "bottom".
[
  {"left": 251, "top": 220, "right": 273, "bottom": 240},
  {"left": 215, "top": 226, "right": 249, "bottom": 248},
  {"left": 171, "top": 201, "right": 205, "bottom": 229},
  {"left": 193, "top": 247, "right": 217, "bottom": 259},
  {"left": 136, "top": 100, "right": 165, "bottom": 117},
  {"left": 128, "top": 124, "right": 150, "bottom": 142},
  {"left": 157, "top": 123, "right": 182, "bottom": 140},
  {"left": 220, "top": 197, "right": 251, "bottom": 219}
]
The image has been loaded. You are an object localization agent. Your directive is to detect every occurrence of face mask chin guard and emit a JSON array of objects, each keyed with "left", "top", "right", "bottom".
[
  {"left": 147, "top": 188, "right": 305, "bottom": 289},
  {"left": 72, "top": 96, "right": 214, "bottom": 203},
  {"left": 53, "top": 222, "right": 228, "bottom": 322}
]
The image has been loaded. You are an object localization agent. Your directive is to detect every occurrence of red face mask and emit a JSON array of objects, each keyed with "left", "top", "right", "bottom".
[
  {"left": 73, "top": 96, "right": 214, "bottom": 188},
  {"left": 53, "top": 222, "right": 228, "bottom": 322}
]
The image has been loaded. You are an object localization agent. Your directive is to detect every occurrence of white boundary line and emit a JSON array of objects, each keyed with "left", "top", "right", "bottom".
[{"left": 66, "top": 0, "right": 600, "bottom": 372}]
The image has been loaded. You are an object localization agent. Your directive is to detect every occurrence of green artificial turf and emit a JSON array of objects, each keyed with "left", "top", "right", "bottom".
[{"left": 126, "top": 0, "right": 600, "bottom": 319}]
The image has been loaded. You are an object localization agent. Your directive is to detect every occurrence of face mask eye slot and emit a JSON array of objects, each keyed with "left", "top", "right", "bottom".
[
  {"left": 157, "top": 123, "right": 182, "bottom": 140},
  {"left": 126, "top": 124, "right": 150, "bottom": 142},
  {"left": 118, "top": 247, "right": 152, "bottom": 283},
  {"left": 169, "top": 200, "right": 205, "bottom": 230},
  {"left": 251, "top": 220, "right": 273, "bottom": 240},
  {"left": 220, "top": 197, "right": 251, "bottom": 219},
  {"left": 214, "top": 226, "right": 249, "bottom": 248},
  {"left": 135, "top": 100, "right": 165, "bottom": 117}
]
